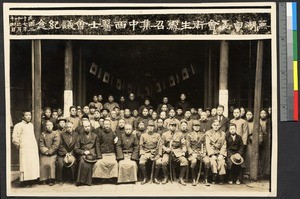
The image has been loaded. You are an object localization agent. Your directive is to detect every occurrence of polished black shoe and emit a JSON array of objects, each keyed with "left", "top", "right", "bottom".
[
  {"left": 192, "top": 179, "right": 197, "bottom": 186},
  {"left": 48, "top": 180, "right": 55, "bottom": 186},
  {"left": 178, "top": 178, "right": 187, "bottom": 186},
  {"left": 141, "top": 178, "right": 148, "bottom": 185},
  {"left": 161, "top": 178, "right": 168, "bottom": 184}
]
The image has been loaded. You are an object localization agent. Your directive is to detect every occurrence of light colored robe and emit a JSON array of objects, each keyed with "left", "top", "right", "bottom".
[{"left": 12, "top": 121, "right": 40, "bottom": 181}]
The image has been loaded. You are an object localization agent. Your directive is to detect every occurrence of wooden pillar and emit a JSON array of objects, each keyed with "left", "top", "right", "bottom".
[
  {"left": 63, "top": 41, "right": 73, "bottom": 117},
  {"left": 208, "top": 46, "right": 213, "bottom": 108},
  {"left": 250, "top": 40, "right": 264, "bottom": 180},
  {"left": 219, "top": 40, "right": 229, "bottom": 116},
  {"left": 76, "top": 45, "right": 83, "bottom": 107},
  {"left": 204, "top": 45, "right": 209, "bottom": 108},
  {"left": 31, "top": 40, "right": 42, "bottom": 141},
  {"left": 82, "top": 52, "right": 87, "bottom": 106}
]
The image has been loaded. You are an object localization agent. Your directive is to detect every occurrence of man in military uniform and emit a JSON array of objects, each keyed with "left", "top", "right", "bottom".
[
  {"left": 139, "top": 120, "right": 162, "bottom": 185},
  {"left": 186, "top": 120, "right": 210, "bottom": 186},
  {"left": 161, "top": 120, "right": 188, "bottom": 186},
  {"left": 205, "top": 120, "right": 227, "bottom": 184}
]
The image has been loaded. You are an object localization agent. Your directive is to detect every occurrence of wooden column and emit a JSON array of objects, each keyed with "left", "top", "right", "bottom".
[
  {"left": 76, "top": 45, "right": 83, "bottom": 107},
  {"left": 219, "top": 40, "right": 229, "bottom": 116},
  {"left": 82, "top": 52, "right": 87, "bottom": 106},
  {"left": 31, "top": 40, "right": 42, "bottom": 141},
  {"left": 250, "top": 40, "right": 264, "bottom": 180},
  {"left": 208, "top": 46, "right": 213, "bottom": 108},
  {"left": 63, "top": 41, "right": 73, "bottom": 117},
  {"left": 203, "top": 45, "right": 209, "bottom": 108}
]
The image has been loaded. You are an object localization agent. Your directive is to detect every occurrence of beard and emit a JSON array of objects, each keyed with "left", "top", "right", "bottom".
[{"left": 247, "top": 117, "right": 254, "bottom": 122}]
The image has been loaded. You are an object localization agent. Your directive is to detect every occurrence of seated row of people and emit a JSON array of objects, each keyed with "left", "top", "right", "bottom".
[{"left": 38, "top": 118, "right": 246, "bottom": 187}]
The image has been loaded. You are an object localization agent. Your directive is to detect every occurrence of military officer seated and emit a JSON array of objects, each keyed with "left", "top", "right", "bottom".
[
  {"left": 161, "top": 120, "right": 188, "bottom": 186},
  {"left": 139, "top": 120, "right": 162, "bottom": 185},
  {"left": 186, "top": 120, "right": 210, "bottom": 186}
]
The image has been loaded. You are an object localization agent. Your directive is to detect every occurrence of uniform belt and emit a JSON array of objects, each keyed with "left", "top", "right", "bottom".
[{"left": 123, "top": 150, "right": 132, "bottom": 154}]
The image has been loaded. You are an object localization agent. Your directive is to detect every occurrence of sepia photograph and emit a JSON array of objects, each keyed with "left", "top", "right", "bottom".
[{"left": 4, "top": 2, "right": 277, "bottom": 197}]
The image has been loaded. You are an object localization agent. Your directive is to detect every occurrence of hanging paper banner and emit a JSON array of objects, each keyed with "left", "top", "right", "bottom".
[
  {"left": 103, "top": 71, "right": 110, "bottom": 83},
  {"left": 182, "top": 67, "right": 190, "bottom": 80},
  {"left": 169, "top": 75, "right": 176, "bottom": 87},
  {"left": 89, "top": 62, "right": 98, "bottom": 75},
  {"left": 116, "top": 79, "right": 122, "bottom": 90}
]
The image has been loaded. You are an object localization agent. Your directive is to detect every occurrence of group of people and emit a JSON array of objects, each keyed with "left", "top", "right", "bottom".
[{"left": 12, "top": 93, "right": 272, "bottom": 188}]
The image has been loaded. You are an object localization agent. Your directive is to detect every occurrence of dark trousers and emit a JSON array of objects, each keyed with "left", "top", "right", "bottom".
[
  {"left": 56, "top": 155, "right": 78, "bottom": 182},
  {"left": 227, "top": 164, "right": 242, "bottom": 181}
]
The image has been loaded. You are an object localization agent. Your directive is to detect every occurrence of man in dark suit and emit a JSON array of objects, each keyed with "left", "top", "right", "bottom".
[
  {"left": 56, "top": 122, "right": 79, "bottom": 185},
  {"left": 74, "top": 121, "right": 101, "bottom": 186},
  {"left": 226, "top": 123, "right": 244, "bottom": 185},
  {"left": 212, "top": 105, "right": 230, "bottom": 132}
]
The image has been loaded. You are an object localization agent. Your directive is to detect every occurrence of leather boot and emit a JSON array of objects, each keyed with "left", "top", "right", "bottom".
[
  {"left": 191, "top": 167, "right": 196, "bottom": 186},
  {"left": 139, "top": 164, "right": 148, "bottom": 185},
  {"left": 204, "top": 168, "right": 210, "bottom": 186},
  {"left": 153, "top": 165, "right": 161, "bottom": 184},
  {"left": 179, "top": 166, "right": 187, "bottom": 186}
]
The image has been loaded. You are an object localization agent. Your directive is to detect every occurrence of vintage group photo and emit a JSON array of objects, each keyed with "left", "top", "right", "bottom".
[{"left": 4, "top": 2, "right": 277, "bottom": 197}]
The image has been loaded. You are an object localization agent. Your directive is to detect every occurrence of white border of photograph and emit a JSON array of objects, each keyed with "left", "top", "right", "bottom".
[{"left": 4, "top": 2, "right": 277, "bottom": 197}]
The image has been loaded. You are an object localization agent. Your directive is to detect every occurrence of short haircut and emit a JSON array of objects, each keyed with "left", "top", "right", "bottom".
[
  {"left": 21, "top": 110, "right": 31, "bottom": 117},
  {"left": 45, "top": 120, "right": 53, "bottom": 125},
  {"left": 217, "top": 105, "right": 225, "bottom": 110},
  {"left": 44, "top": 107, "right": 51, "bottom": 112},
  {"left": 212, "top": 119, "right": 220, "bottom": 124},
  {"left": 69, "top": 106, "right": 76, "bottom": 111},
  {"left": 125, "top": 124, "right": 133, "bottom": 129},
  {"left": 229, "top": 123, "right": 237, "bottom": 128}
]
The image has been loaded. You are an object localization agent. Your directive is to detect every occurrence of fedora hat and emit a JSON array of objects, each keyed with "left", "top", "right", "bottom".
[
  {"left": 230, "top": 153, "right": 244, "bottom": 165},
  {"left": 64, "top": 153, "right": 76, "bottom": 168},
  {"left": 83, "top": 154, "right": 97, "bottom": 163}
]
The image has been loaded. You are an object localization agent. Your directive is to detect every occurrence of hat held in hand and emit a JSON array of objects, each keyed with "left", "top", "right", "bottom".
[
  {"left": 64, "top": 153, "right": 76, "bottom": 168},
  {"left": 83, "top": 153, "right": 97, "bottom": 163},
  {"left": 230, "top": 153, "right": 244, "bottom": 165}
]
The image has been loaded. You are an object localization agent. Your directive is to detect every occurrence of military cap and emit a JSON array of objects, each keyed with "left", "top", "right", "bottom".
[
  {"left": 57, "top": 117, "right": 67, "bottom": 123},
  {"left": 148, "top": 120, "right": 155, "bottom": 126},
  {"left": 180, "top": 119, "right": 188, "bottom": 125},
  {"left": 192, "top": 120, "right": 201, "bottom": 126},
  {"left": 169, "top": 120, "right": 178, "bottom": 125}
]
